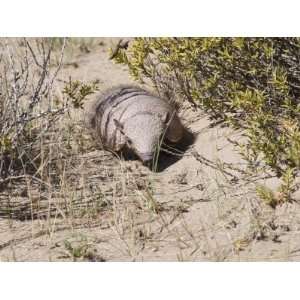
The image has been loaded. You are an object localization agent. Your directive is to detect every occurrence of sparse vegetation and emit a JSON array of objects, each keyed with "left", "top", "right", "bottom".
[
  {"left": 0, "top": 38, "right": 101, "bottom": 221},
  {"left": 0, "top": 38, "right": 67, "bottom": 182},
  {"left": 1, "top": 37, "right": 300, "bottom": 261}
]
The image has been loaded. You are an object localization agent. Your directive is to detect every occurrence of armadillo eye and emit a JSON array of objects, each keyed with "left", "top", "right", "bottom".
[{"left": 127, "top": 139, "right": 132, "bottom": 145}]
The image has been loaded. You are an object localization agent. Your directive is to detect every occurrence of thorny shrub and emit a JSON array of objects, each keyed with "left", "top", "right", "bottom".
[
  {"left": 0, "top": 38, "right": 98, "bottom": 186},
  {"left": 0, "top": 38, "right": 68, "bottom": 182}
]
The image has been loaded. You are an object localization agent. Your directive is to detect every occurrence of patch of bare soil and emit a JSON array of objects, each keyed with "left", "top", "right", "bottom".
[{"left": 1, "top": 38, "right": 300, "bottom": 261}]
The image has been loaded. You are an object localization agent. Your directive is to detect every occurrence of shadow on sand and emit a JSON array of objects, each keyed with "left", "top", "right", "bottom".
[{"left": 121, "top": 129, "right": 196, "bottom": 172}]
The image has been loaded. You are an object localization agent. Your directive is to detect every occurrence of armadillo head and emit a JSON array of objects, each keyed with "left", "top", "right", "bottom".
[{"left": 114, "top": 113, "right": 169, "bottom": 164}]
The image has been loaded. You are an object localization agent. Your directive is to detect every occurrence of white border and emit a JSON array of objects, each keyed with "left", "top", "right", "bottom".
[
  {"left": 0, "top": 263, "right": 299, "bottom": 300},
  {"left": 1, "top": 0, "right": 300, "bottom": 36},
  {"left": 1, "top": 0, "right": 300, "bottom": 299}
]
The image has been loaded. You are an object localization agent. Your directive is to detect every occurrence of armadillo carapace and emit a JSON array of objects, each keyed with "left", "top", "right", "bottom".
[{"left": 90, "top": 85, "right": 184, "bottom": 163}]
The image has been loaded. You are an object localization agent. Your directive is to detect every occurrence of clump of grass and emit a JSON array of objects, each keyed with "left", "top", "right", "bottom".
[{"left": 60, "top": 234, "right": 105, "bottom": 262}]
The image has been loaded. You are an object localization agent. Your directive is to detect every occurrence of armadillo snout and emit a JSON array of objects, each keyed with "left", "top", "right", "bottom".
[{"left": 138, "top": 152, "right": 154, "bottom": 164}]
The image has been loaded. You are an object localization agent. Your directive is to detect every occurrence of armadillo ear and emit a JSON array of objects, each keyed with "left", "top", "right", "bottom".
[
  {"left": 162, "top": 112, "right": 169, "bottom": 124},
  {"left": 113, "top": 119, "right": 124, "bottom": 133},
  {"left": 90, "top": 116, "right": 95, "bottom": 128}
]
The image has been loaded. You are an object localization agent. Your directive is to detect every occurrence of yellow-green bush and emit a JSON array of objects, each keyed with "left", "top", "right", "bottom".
[{"left": 112, "top": 38, "right": 300, "bottom": 202}]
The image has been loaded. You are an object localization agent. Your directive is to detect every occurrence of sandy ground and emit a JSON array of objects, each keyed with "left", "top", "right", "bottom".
[{"left": 1, "top": 38, "right": 300, "bottom": 261}]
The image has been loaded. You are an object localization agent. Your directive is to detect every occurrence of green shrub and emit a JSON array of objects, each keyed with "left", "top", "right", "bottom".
[
  {"left": 63, "top": 78, "right": 99, "bottom": 109},
  {"left": 112, "top": 38, "right": 300, "bottom": 203}
]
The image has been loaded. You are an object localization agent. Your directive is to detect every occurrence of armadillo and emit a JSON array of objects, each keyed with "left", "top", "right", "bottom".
[{"left": 88, "top": 85, "right": 185, "bottom": 163}]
